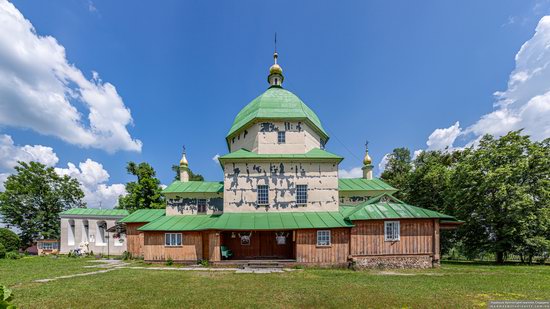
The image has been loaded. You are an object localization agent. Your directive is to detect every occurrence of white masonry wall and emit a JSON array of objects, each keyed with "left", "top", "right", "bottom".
[
  {"left": 165, "top": 192, "right": 224, "bottom": 215},
  {"left": 59, "top": 216, "right": 127, "bottom": 255},
  {"left": 223, "top": 161, "right": 339, "bottom": 212}
]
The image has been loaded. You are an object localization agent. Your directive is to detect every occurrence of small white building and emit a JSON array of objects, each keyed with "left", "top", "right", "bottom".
[{"left": 59, "top": 208, "right": 129, "bottom": 255}]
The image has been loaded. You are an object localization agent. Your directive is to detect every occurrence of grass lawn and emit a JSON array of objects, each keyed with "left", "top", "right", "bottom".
[{"left": 1, "top": 257, "right": 550, "bottom": 308}]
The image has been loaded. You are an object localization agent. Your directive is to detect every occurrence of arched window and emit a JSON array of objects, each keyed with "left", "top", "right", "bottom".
[
  {"left": 96, "top": 221, "right": 107, "bottom": 245},
  {"left": 81, "top": 219, "right": 89, "bottom": 242},
  {"left": 68, "top": 219, "right": 75, "bottom": 246}
]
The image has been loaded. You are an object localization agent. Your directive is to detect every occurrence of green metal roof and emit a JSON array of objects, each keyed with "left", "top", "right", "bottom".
[
  {"left": 162, "top": 181, "right": 224, "bottom": 194},
  {"left": 226, "top": 86, "right": 329, "bottom": 143},
  {"left": 138, "top": 211, "right": 352, "bottom": 231},
  {"left": 59, "top": 208, "right": 129, "bottom": 217},
  {"left": 338, "top": 178, "right": 398, "bottom": 193},
  {"left": 218, "top": 148, "right": 343, "bottom": 162},
  {"left": 341, "top": 194, "right": 457, "bottom": 221},
  {"left": 119, "top": 209, "right": 166, "bottom": 223}
]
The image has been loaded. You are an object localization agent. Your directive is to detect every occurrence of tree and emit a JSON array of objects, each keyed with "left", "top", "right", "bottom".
[
  {"left": 0, "top": 162, "right": 85, "bottom": 246},
  {"left": 0, "top": 228, "right": 20, "bottom": 252},
  {"left": 117, "top": 162, "right": 164, "bottom": 212},
  {"left": 380, "top": 147, "right": 413, "bottom": 200},
  {"left": 451, "top": 131, "right": 550, "bottom": 263},
  {"left": 171, "top": 165, "right": 204, "bottom": 181}
]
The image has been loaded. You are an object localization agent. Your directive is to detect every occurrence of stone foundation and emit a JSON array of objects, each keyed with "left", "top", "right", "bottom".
[{"left": 353, "top": 255, "right": 434, "bottom": 269}]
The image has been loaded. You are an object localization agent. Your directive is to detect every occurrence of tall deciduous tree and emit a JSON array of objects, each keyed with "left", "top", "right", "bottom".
[
  {"left": 380, "top": 147, "right": 413, "bottom": 200},
  {"left": 171, "top": 165, "right": 204, "bottom": 181},
  {"left": 117, "top": 162, "right": 164, "bottom": 212},
  {"left": 0, "top": 162, "right": 85, "bottom": 246}
]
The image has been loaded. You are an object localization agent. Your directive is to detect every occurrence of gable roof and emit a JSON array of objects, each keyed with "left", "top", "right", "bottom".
[
  {"left": 338, "top": 178, "right": 397, "bottom": 193},
  {"left": 226, "top": 86, "right": 329, "bottom": 146},
  {"left": 119, "top": 209, "right": 166, "bottom": 223},
  {"left": 138, "top": 211, "right": 352, "bottom": 231},
  {"left": 162, "top": 181, "right": 224, "bottom": 194},
  {"left": 218, "top": 148, "right": 343, "bottom": 163},
  {"left": 59, "top": 208, "right": 129, "bottom": 217},
  {"left": 340, "top": 194, "right": 457, "bottom": 221}
]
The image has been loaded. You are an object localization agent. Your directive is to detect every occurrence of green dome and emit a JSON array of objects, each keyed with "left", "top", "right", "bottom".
[{"left": 226, "top": 86, "right": 329, "bottom": 143}]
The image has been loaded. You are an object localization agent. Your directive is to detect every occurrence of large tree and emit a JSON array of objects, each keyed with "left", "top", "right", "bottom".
[
  {"left": 451, "top": 131, "right": 550, "bottom": 263},
  {"left": 171, "top": 164, "right": 204, "bottom": 181},
  {"left": 117, "top": 162, "right": 164, "bottom": 212},
  {"left": 380, "top": 147, "right": 413, "bottom": 200},
  {"left": 0, "top": 162, "right": 85, "bottom": 246}
]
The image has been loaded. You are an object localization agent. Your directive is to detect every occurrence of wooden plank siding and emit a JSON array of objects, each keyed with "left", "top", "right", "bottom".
[
  {"left": 351, "top": 219, "right": 435, "bottom": 256},
  {"left": 143, "top": 231, "right": 202, "bottom": 262},
  {"left": 208, "top": 231, "right": 221, "bottom": 262},
  {"left": 125, "top": 223, "right": 144, "bottom": 257},
  {"left": 295, "top": 229, "right": 349, "bottom": 264}
]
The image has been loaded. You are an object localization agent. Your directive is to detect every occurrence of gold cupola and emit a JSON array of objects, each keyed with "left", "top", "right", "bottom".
[
  {"left": 268, "top": 51, "right": 284, "bottom": 86},
  {"left": 180, "top": 146, "right": 188, "bottom": 167}
]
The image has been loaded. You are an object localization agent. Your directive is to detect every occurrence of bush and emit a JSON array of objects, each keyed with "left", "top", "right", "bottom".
[
  {"left": 0, "top": 243, "right": 5, "bottom": 259},
  {"left": 122, "top": 251, "right": 132, "bottom": 261},
  {"left": 0, "top": 285, "right": 16, "bottom": 308},
  {"left": 199, "top": 259, "right": 209, "bottom": 267},
  {"left": 5, "top": 251, "right": 20, "bottom": 260},
  {"left": 0, "top": 228, "right": 20, "bottom": 253},
  {"left": 166, "top": 257, "right": 174, "bottom": 266}
]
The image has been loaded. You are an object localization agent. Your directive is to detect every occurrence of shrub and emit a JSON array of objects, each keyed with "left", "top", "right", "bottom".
[
  {"left": 5, "top": 251, "right": 20, "bottom": 260},
  {"left": 199, "top": 259, "right": 209, "bottom": 267},
  {"left": 122, "top": 251, "right": 132, "bottom": 261},
  {"left": 0, "top": 243, "right": 5, "bottom": 259},
  {"left": 0, "top": 228, "right": 20, "bottom": 253},
  {"left": 166, "top": 257, "right": 174, "bottom": 266},
  {"left": 0, "top": 285, "right": 16, "bottom": 308}
]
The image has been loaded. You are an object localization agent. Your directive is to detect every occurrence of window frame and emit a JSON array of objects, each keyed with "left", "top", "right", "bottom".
[
  {"left": 197, "top": 199, "right": 207, "bottom": 214},
  {"left": 316, "top": 230, "right": 331, "bottom": 247},
  {"left": 277, "top": 131, "right": 286, "bottom": 144},
  {"left": 257, "top": 185, "right": 269, "bottom": 206},
  {"left": 165, "top": 233, "right": 183, "bottom": 247},
  {"left": 296, "top": 184, "right": 308, "bottom": 205},
  {"left": 384, "top": 221, "right": 400, "bottom": 242}
]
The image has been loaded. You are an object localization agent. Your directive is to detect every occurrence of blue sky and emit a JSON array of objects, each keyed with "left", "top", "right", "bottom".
[{"left": 1, "top": 0, "right": 550, "bottom": 207}]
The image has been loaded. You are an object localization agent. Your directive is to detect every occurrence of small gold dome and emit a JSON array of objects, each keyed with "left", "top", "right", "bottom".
[
  {"left": 270, "top": 63, "right": 282, "bottom": 75},
  {"left": 180, "top": 154, "right": 188, "bottom": 166},
  {"left": 363, "top": 153, "right": 372, "bottom": 165}
]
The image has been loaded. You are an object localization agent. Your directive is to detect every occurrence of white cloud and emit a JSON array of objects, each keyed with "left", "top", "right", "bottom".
[
  {"left": 0, "top": 0, "right": 141, "bottom": 153},
  {"left": 212, "top": 154, "right": 220, "bottom": 163},
  {"left": 377, "top": 154, "right": 390, "bottom": 174},
  {"left": 426, "top": 122, "right": 462, "bottom": 151},
  {"left": 55, "top": 159, "right": 126, "bottom": 208},
  {"left": 426, "top": 16, "right": 550, "bottom": 149},
  {"left": 0, "top": 134, "right": 58, "bottom": 171},
  {"left": 338, "top": 167, "right": 363, "bottom": 178},
  {"left": 0, "top": 173, "right": 8, "bottom": 191},
  {"left": 88, "top": 0, "right": 98, "bottom": 13}
]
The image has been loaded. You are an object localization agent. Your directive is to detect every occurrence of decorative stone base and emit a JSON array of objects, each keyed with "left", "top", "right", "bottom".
[{"left": 353, "top": 255, "right": 434, "bottom": 269}]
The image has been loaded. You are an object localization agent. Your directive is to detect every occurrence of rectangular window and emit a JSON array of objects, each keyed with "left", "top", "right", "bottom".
[
  {"left": 257, "top": 185, "right": 269, "bottom": 205},
  {"left": 165, "top": 233, "right": 182, "bottom": 246},
  {"left": 296, "top": 185, "right": 308, "bottom": 204},
  {"left": 316, "top": 230, "right": 331, "bottom": 246},
  {"left": 384, "top": 221, "right": 400, "bottom": 241},
  {"left": 197, "top": 199, "right": 207, "bottom": 214},
  {"left": 277, "top": 131, "right": 286, "bottom": 144}
]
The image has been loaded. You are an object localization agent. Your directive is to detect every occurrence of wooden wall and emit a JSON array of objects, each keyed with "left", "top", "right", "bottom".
[
  {"left": 295, "top": 229, "right": 349, "bottom": 264},
  {"left": 126, "top": 223, "right": 144, "bottom": 257},
  {"left": 351, "top": 219, "right": 435, "bottom": 256},
  {"left": 207, "top": 231, "right": 221, "bottom": 262},
  {"left": 143, "top": 231, "right": 202, "bottom": 261}
]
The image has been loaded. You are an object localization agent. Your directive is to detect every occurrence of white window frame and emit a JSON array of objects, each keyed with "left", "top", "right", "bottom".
[
  {"left": 316, "top": 230, "right": 331, "bottom": 247},
  {"left": 277, "top": 131, "right": 286, "bottom": 144},
  {"left": 384, "top": 221, "right": 400, "bottom": 241},
  {"left": 296, "top": 185, "right": 308, "bottom": 204},
  {"left": 165, "top": 233, "right": 182, "bottom": 247},
  {"left": 257, "top": 185, "right": 269, "bottom": 205}
]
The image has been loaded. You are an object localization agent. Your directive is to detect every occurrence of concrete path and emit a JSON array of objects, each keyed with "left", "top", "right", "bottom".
[{"left": 32, "top": 259, "right": 292, "bottom": 283}]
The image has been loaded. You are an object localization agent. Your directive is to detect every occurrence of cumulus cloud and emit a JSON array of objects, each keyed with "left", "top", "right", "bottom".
[
  {"left": 55, "top": 159, "right": 126, "bottom": 208},
  {"left": 0, "top": 0, "right": 141, "bottom": 153},
  {"left": 338, "top": 167, "right": 363, "bottom": 178},
  {"left": 212, "top": 154, "right": 220, "bottom": 163},
  {"left": 423, "top": 15, "right": 550, "bottom": 152},
  {"left": 0, "top": 134, "right": 58, "bottom": 170},
  {"left": 426, "top": 122, "right": 461, "bottom": 151}
]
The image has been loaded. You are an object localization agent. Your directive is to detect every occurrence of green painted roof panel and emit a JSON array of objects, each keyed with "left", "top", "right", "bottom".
[
  {"left": 338, "top": 178, "right": 398, "bottom": 193},
  {"left": 138, "top": 211, "right": 353, "bottom": 231},
  {"left": 119, "top": 209, "right": 166, "bottom": 223},
  {"left": 162, "top": 181, "right": 224, "bottom": 194},
  {"left": 59, "top": 208, "right": 129, "bottom": 217},
  {"left": 227, "top": 87, "right": 329, "bottom": 141},
  {"left": 219, "top": 148, "right": 343, "bottom": 162}
]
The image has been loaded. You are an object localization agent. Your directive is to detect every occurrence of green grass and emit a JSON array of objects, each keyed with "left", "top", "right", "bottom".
[{"left": 2, "top": 257, "right": 550, "bottom": 308}]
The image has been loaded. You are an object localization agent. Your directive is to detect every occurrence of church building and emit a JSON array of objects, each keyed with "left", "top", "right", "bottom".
[{"left": 120, "top": 51, "right": 461, "bottom": 268}]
